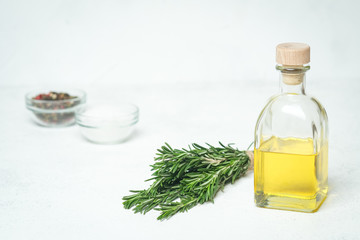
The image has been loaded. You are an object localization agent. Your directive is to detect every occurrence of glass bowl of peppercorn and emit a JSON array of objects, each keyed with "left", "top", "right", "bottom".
[{"left": 25, "top": 89, "right": 86, "bottom": 127}]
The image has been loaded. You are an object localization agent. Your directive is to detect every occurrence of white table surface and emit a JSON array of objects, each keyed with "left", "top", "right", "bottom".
[{"left": 1, "top": 79, "right": 359, "bottom": 240}]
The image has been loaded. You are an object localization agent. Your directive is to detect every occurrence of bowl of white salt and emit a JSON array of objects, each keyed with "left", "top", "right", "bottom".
[{"left": 75, "top": 103, "right": 139, "bottom": 144}]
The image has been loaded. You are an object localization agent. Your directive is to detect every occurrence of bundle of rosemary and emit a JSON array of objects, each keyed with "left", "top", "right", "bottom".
[{"left": 123, "top": 142, "right": 254, "bottom": 220}]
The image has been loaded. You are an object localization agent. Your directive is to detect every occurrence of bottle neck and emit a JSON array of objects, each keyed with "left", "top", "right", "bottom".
[{"left": 276, "top": 65, "right": 310, "bottom": 95}]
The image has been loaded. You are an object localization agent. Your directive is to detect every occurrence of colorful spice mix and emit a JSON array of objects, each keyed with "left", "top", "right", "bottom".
[{"left": 31, "top": 91, "right": 80, "bottom": 126}]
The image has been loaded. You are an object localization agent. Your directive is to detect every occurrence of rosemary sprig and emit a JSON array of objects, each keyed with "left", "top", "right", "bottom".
[{"left": 123, "top": 142, "right": 251, "bottom": 220}]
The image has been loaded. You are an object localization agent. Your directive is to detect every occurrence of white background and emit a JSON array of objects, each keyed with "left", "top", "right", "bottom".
[
  {"left": 1, "top": 0, "right": 360, "bottom": 239},
  {"left": 1, "top": 0, "right": 360, "bottom": 86}
]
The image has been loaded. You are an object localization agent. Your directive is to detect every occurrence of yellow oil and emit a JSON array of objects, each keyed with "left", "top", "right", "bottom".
[{"left": 254, "top": 137, "right": 328, "bottom": 212}]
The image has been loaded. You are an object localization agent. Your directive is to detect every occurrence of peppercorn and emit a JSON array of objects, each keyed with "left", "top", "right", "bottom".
[{"left": 31, "top": 91, "right": 79, "bottom": 125}]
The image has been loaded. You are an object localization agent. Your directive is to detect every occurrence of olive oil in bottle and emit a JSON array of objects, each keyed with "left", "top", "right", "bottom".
[{"left": 254, "top": 43, "right": 328, "bottom": 212}]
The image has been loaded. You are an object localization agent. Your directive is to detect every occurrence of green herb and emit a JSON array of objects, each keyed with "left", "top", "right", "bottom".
[{"left": 123, "top": 142, "right": 252, "bottom": 220}]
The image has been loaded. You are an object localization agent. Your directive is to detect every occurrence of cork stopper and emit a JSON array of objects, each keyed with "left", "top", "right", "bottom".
[
  {"left": 282, "top": 73, "right": 304, "bottom": 85},
  {"left": 276, "top": 42, "right": 310, "bottom": 65}
]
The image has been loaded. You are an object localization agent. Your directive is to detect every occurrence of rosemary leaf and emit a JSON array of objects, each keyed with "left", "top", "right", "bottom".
[{"left": 123, "top": 142, "right": 251, "bottom": 220}]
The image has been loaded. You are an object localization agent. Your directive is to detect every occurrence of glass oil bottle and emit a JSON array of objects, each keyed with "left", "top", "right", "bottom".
[{"left": 254, "top": 43, "right": 328, "bottom": 212}]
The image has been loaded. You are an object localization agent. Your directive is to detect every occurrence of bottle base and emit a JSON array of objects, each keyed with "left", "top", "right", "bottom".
[{"left": 255, "top": 191, "right": 327, "bottom": 213}]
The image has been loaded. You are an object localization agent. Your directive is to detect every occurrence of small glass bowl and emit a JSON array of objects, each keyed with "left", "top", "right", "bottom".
[
  {"left": 25, "top": 89, "right": 86, "bottom": 127},
  {"left": 75, "top": 104, "right": 139, "bottom": 144}
]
